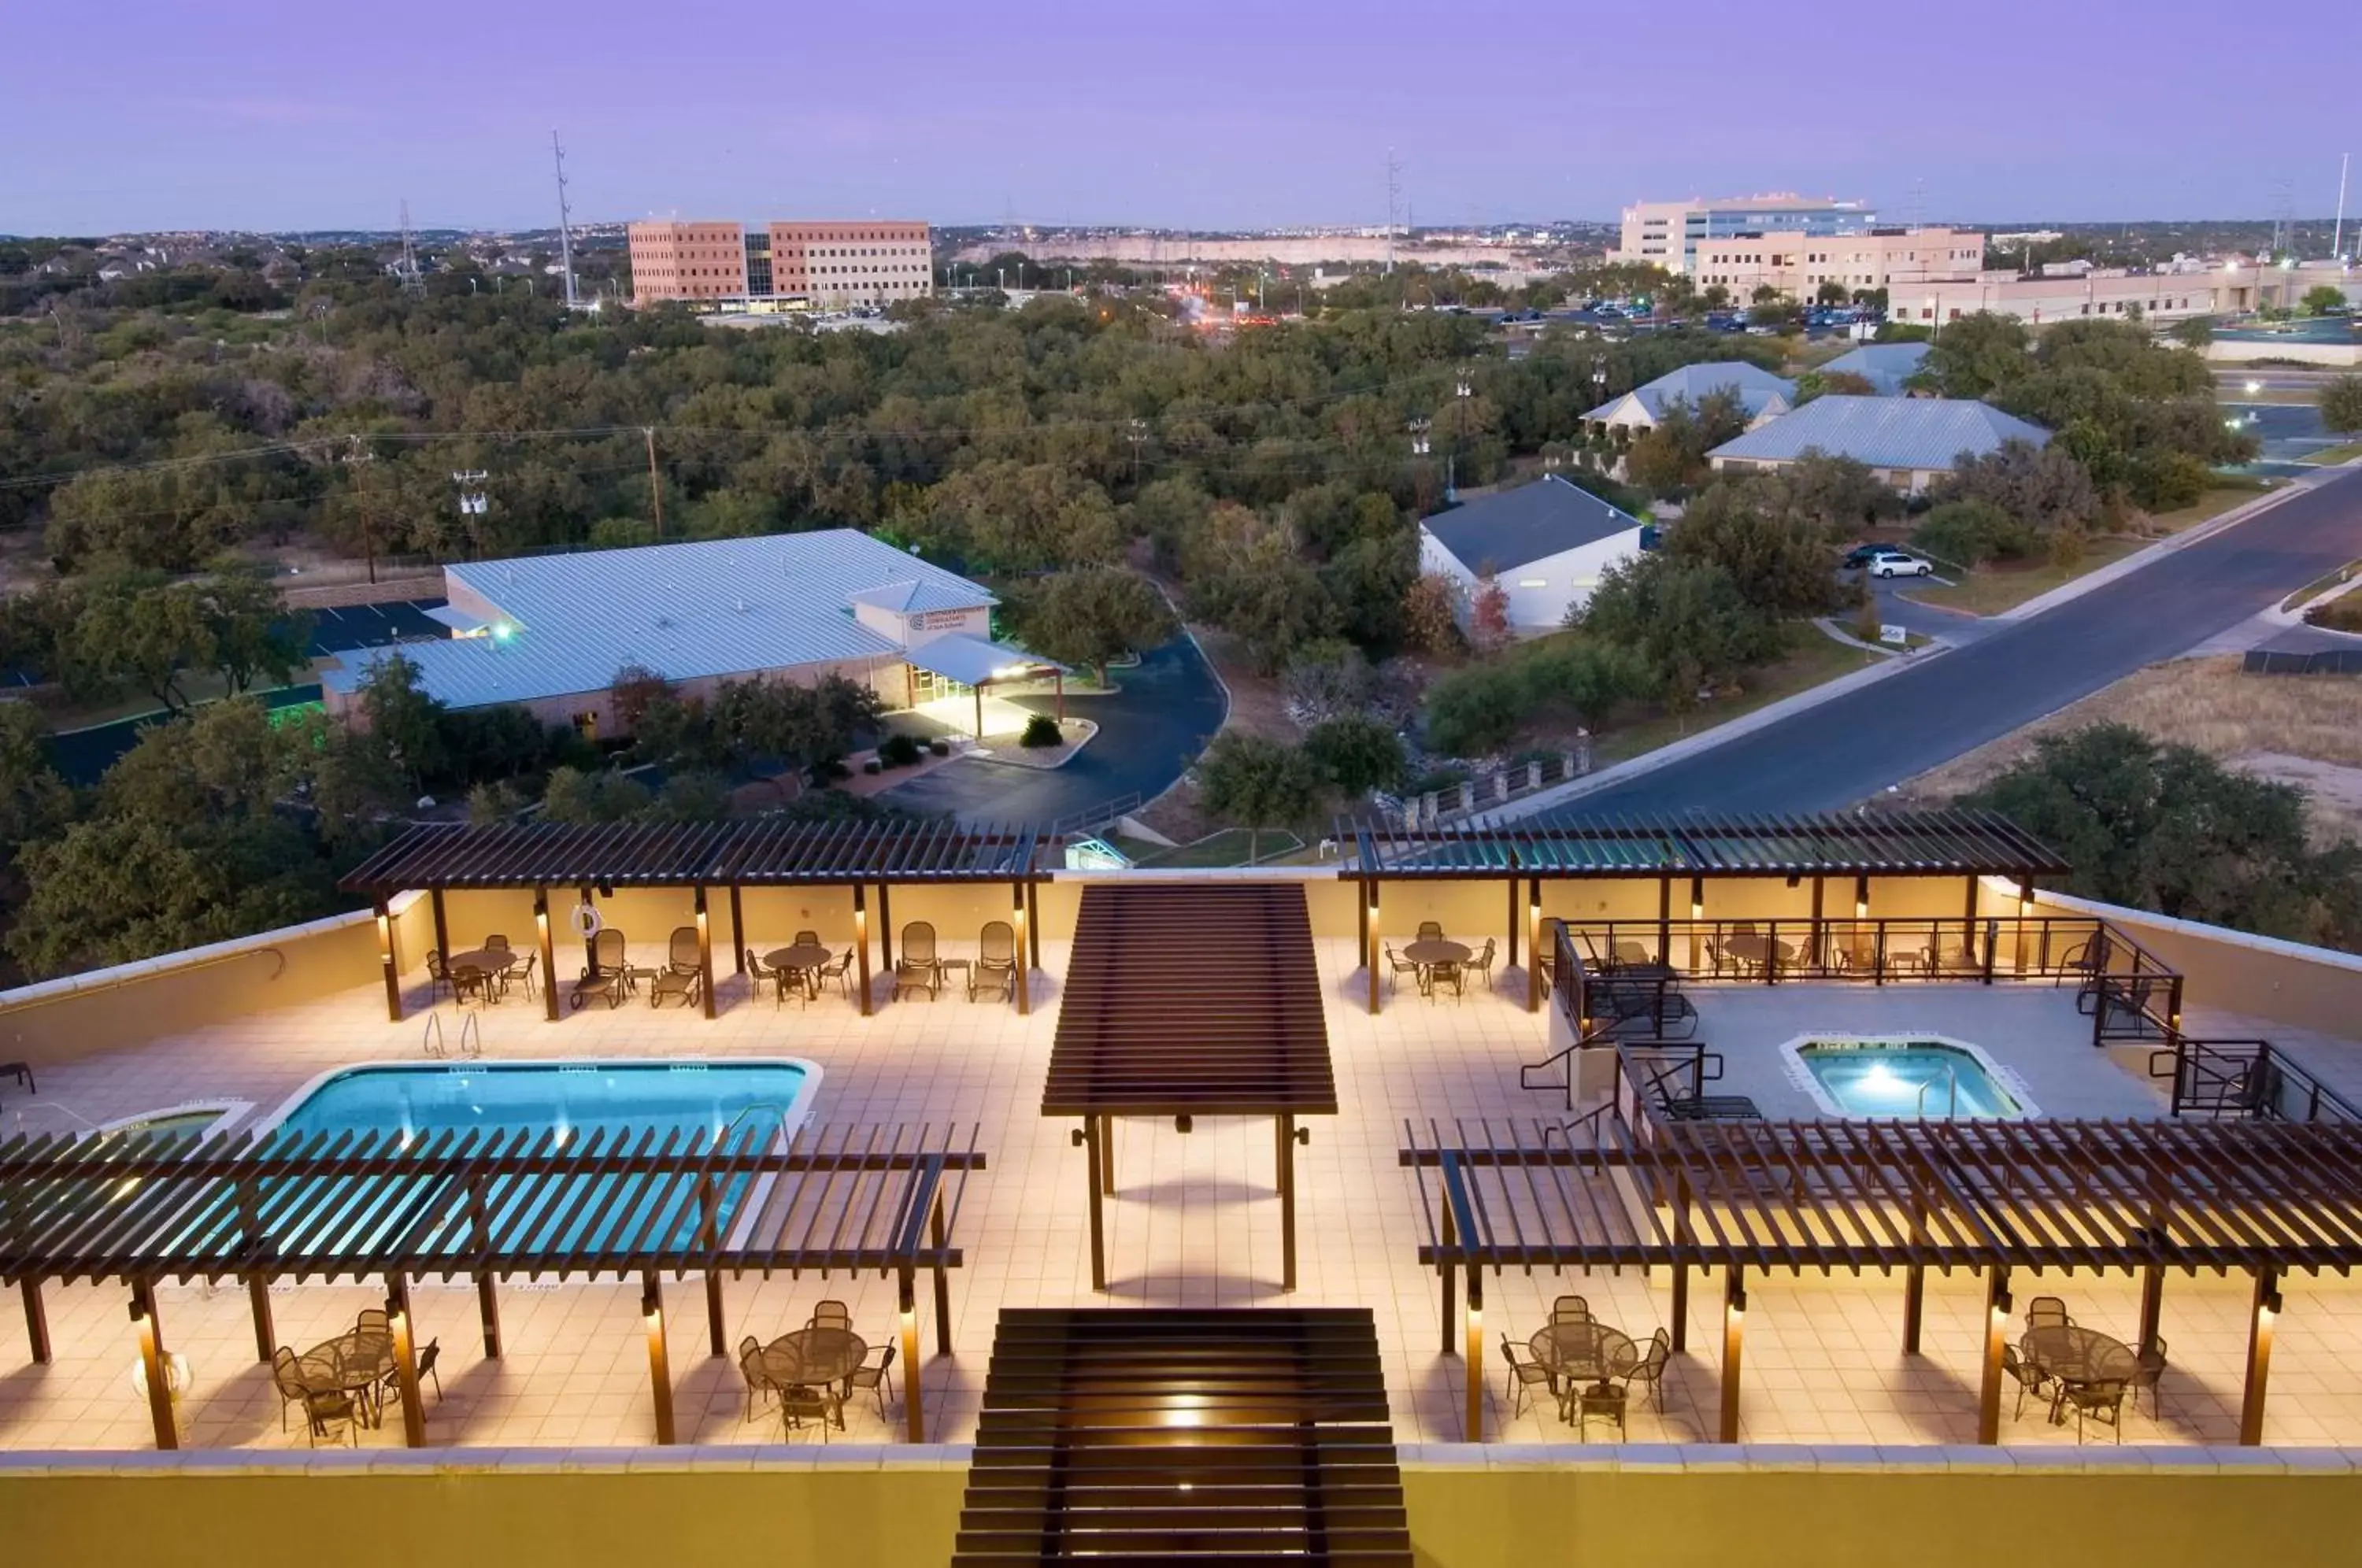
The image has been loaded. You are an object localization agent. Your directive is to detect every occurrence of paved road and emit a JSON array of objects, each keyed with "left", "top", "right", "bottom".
[
  {"left": 1549, "top": 467, "right": 2362, "bottom": 815},
  {"left": 877, "top": 635, "right": 1227, "bottom": 825}
]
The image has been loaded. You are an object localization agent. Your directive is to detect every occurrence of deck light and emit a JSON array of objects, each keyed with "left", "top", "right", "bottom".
[
  {"left": 1175, "top": 1114, "right": 1193, "bottom": 1133},
  {"left": 2260, "top": 1282, "right": 2283, "bottom": 1318},
  {"left": 642, "top": 1285, "right": 662, "bottom": 1323},
  {"left": 1727, "top": 1279, "right": 1746, "bottom": 1316},
  {"left": 1994, "top": 1285, "right": 2012, "bottom": 1316}
]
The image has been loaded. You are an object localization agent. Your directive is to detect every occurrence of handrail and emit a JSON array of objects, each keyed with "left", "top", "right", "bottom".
[
  {"left": 1915, "top": 1063, "right": 1960, "bottom": 1121},
  {"left": 457, "top": 1011, "right": 482, "bottom": 1060},
  {"left": 422, "top": 1013, "right": 445, "bottom": 1059},
  {"left": 1520, "top": 1025, "right": 1621, "bottom": 1111},
  {"left": 718, "top": 1101, "right": 793, "bottom": 1148},
  {"left": 1554, "top": 914, "right": 2172, "bottom": 993},
  {"left": 2153, "top": 1036, "right": 2362, "bottom": 1123}
]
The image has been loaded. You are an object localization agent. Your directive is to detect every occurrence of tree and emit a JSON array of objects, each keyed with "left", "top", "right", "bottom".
[
  {"left": 1814, "top": 280, "right": 1851, "bottom": 308},
  {"left": 2322, "top": 375, "right": 2362, "bottom": 435},
  {"left": 1911, "top": 497, "right": 2034, "bottom": 570},
  {"left": 1467, "top": 570, "right": 1513, "bottom": 653},
  {"left": 1196, "top": 732, "right": 1324, "bottom": 863},
  {"left": 350, "top": 653, "right": 450, "bottom": 794},
  {"left": 1401, "top": 573, "right": 1463, "bottom": 654},
  {"left": 1422, "top": 660, "right": 1535, "bottom": 756},
  {"left": 2169, "top": 316, "right": 2216, "bottom": 348},
  {"left": 65, "top": 575, "right": 214, "bottom": 714},
  {"left": 1280, "top": 642, "right": 1377, "bottom": 724},
  {"left": 1665, "top": 475, "right": 1849, "bottom": 619},
  {"left": 1304, "top": 713, "right": 1407, "bottom": 798},
  {"left": 1917, "top": 312, "right": 2032, "bottom": 399},
  {"left": 1623, "top": 391, "right": 1746, "bottom": 496},
  {"left": 541, "top": 765, "right": 653, "bottom": 823},
  {"left": 1530, "top": 638, "right": 1648, "bottom": 733},
  {"left": 1014, "top": 567, "right": 1176, "bottom": 684},
  {"left": 1579, "top": 555, "right": 1779, "bottom": 710},
  {"left": 0, "top": 701, "right": 69, "bottom": 852},
  {"left": 2301, "top": 285, "right": 2348, "bottom": 317},
  {"left": 1933, "top": 439, "right": 2101, "bottom": 542},
  {"left": 1966, "top": 723, "right": 2362, "bottom": 949},
  {"left": 609, "top": 664, "right": 676, "bottom": 733},
  {"left": 196, "top": 572, "right": 313, "bottom": 695}
]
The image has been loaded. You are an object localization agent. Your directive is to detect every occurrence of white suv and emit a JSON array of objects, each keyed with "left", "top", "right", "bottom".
[{"left": 1864, "top": 550, "right": 1934, "bottom": 579}]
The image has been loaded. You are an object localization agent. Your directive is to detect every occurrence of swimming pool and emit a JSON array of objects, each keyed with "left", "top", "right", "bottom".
[
  {"left": 258, "top": 1060, "right": 820, "bottom": 1258},
  {"left": 1784, "top": 1037, "right": 2033, "bottom": 1120}
]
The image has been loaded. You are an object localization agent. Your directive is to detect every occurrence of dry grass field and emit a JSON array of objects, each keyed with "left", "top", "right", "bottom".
[{"left": 1901, "top": 656, "right": 2362, "bottom": 842}]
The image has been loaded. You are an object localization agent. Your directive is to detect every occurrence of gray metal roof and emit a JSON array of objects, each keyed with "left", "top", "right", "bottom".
[
  {"left": 1818, "top": 341, "right": 1932, "bottom": 396},
  {"left": 321, "top": 530, "right": 994, "bottom": 710},
  {"left": 1418, "top": 475, "right": 1646, "bottom": 575},
  {"left": 1584, "top": 361, "right": 1796, "bottom": 423},
  {"left": 1709, "top": 395, "right": 2048, "bottom": 472}
]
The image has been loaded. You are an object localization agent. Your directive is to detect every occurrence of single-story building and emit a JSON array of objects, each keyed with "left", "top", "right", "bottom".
[
  {"left": 1583, "top": 361, "right": 1796, "bottom": 435},
  {"left": 1706, "top": 394, "right": 2049, "bottom": 494},
  {"left": 1816, "top": 341, "right": 1931, "bottom": 396},
  {"left": 320, "top": 529, "right": 1057, "bottom": 739},
  {"left": 1416, "top": 474, "right": 1649, "bottom": 634}
]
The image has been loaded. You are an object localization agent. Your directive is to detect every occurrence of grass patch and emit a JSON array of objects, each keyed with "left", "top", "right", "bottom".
[
  {"left": 1135, "top": 827, "right": 1307, "bottom": 868},
  {"left": 1590, "top": 624, "right": 1872, "bottom": 769},
  {"left": 2282, "top": 560, "right": 2362, "bottom": 613},
  {"left": 1905, "top": 487, "right": 2265, "bottom": 617},
  {"left": 2303, "top": 440, "right": 2362, "bottom": 466}
]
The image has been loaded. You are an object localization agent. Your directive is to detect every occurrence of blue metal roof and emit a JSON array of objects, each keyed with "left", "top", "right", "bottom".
[
  {"left": 1709, "top": 395, "right": 2048, "bottom": 472},
  {"left": 1818, "top": 342, "right": 1932, "bottom": 396},
  {"left": 1585, "top": 361, "right": 1796, "bottom": 423},
  {"left": 321, "top": 530, "right": 994, "bottom": 709}
]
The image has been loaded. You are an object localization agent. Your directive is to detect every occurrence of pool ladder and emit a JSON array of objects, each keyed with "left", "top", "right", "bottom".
[
  {"left": 716, "top": 1103, "right": 791, "bottom": 1148},
  {"left": 1916, "top": 1063, "right": 1960, "bottom": 1120},
  {"left": 422, "top": 1011, "right": 482, "bottom": 1060}
]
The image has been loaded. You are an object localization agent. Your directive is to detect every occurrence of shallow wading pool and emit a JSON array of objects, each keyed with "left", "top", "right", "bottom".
[{"left": 1783, "top": 1036, "right": 2034, "bottom": 1120}]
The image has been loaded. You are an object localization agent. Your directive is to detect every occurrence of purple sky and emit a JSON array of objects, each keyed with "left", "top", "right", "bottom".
[{"left": 6, "top": 0, "right": 2356, "bottom": 235}]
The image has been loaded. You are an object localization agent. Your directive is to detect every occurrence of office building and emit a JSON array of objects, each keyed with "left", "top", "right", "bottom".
[
  {"left": 627, "top": 219, "right": 935, "bottom": 309},
  {"left": 1709, "top": 395, "right": 2048, "bottom": 494},
  {"left": 1690, "top": 227, "right": 1987, "bottom": 299},
  {"left": 1613, "top": 193, "right": 1874, "bottom": 274}
]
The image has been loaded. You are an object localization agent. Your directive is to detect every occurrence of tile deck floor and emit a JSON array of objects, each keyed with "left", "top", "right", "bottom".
[{"left": 5, "top": 941, "right": 2362, "bottom": 1455}]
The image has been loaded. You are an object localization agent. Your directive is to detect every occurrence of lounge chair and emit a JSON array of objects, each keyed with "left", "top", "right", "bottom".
[
  {"left": 894, "top": 922, "right": 942, "bottom": 1000},
  {"left": 972, "top": 921, "right": 1017, "bottom": 1002},
  {"left": 844, "top": 1344, "right": 898, "bottom": 1419},
  {"left": 1500, "top": 1336, "right": 1556, "bottom": 1418},
  {"left": 574, "top": 929, "right": 631, "bottom": 1009}
]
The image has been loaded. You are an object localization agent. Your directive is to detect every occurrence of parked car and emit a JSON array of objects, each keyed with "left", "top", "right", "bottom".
[
  {"left": 1841, "top": 542, "right": 1885, "bottom": 569},
  {"left": 1863, "top": 549, "right": 1934, "bottom": 579}
]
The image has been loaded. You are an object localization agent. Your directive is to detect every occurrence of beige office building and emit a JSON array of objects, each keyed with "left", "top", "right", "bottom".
[
  {"left": 627, "top": 219, "right": 935, "bottom": 309},
  {"left": 1693, "top": 227, "right": 1988, "bottom": 299},
  {"left": 1889, "top": 267, "right": 2307, "bottom": 327},
  {"left": 1612, "top": 193, "right": 1874, "bottom": 273}
]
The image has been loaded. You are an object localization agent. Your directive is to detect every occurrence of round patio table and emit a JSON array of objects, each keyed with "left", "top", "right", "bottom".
[
  {"left": 2022, "top": 1325, "right": 2138, "bottom": 1421},
  {"left": 1720, "top": 934, "right": 1795, "bottom": 974},
  {"left": 1527, "top": 1320, "right": 1638, "bottom": 1394},
  {"left": 765, "top": 1326, "right": 868, "bottom": 1392},
  {"left": 1401, "top": 939, "right": 1472, "bottom": 967},
  {"left": 446, "top": 948, "right": 507, "bottom": 976},
  {"left": 298, "top": 1329, "right": 395, "bottom": 1422},
  {"left": 766, "top": 944, "right": 833, "bottom": 1000}
]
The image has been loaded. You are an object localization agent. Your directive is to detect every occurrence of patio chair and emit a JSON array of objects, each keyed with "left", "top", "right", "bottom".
[
  {"left": 1383, "top": 942, "right": 1425, "bottom": 996},
  {"left": 779, "top": 1383, "right": 839, "bottom": 1440},
  {"left": 2001, "top": 1344, "right": 2049, "bottom": 1418},
  {"left": 793, "top": 928, "right": 822, "bottom": 947},
  {"left": 1610, "top": 940, "right": 1656, "bottom": 971},
  {"left": 590, "top": 927, "right": 628, "bottom": 979},
  {"left": 2026, "top": 1296, "right": 2071, "bottom": 1330},
  {"left": 738, "top": 1337, "right": 779, "bottom": 1425},
  {"left": 1416, "top": 920, "right": 1445, "bottom": 942},
  {"left": 303, "top": 1388, "right": 361, "bottom": 1448},
  {"left": 844, "top": 1344, "right": 898, "bottom": 1420},
  {"left": 2054, "top": 930, "right": 2112, "bottom": 989},
  {"left": 1467, "top": 937, "right": 1498, "bottom": 990},
  {"left": 1500, "top": 1337, "right": 1557, "bottom": 1418},
  {"left": 356, "top": 1308, "right": 391, "bottom": 1339},
  {"left": 2128, "top": 1337, "right": 2169, "bottom": 1418},
  {"left": 1551, "top": 1295, "right": 1591, "bottom": 1323},
  {"left": 2062, "top": 1379, "right": 2128, "bottom": 1444},
  {"left": 1426, "top": 959, "right": 1465, "bottom": 1000},
  {"left": 649, "top": 967, "right": 701, "bottom": 1009},
  {"left": 894, "top": 922, "right": 942, "bottom": 1000},
  {"left": 1623, "top": 1329, "right": 1672, "bottom": 1409},
  {"left": 377, "top": 1339, "right": 442, "bottom": 1411},
  {"left": 484, "top": 934, "right": 512, "bottom": 954},
  {"left": 816, "top": 948, "right": 855, "bottom": 1000},
  {"left": 270, "top": 1348, "right": 312, "bottom": 1434},
  {"left": 748, "top": 949, "right": 787, "bottom": 1008},
  {"left": 451, "top": 967, "right": 494, "bottom": 1008},
  {"left": 809, "top": 1300, "right": 853, "bottom": 1333},
  {"left": 424, "top": 949, "right": 454, "bottom": 1002},
  {"left": 499, "top": 952, "right": 538, "bottom": 1000}
]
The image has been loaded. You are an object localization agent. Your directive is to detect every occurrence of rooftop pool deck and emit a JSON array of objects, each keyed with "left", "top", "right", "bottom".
[{"left": 6, "top": 945, "right": 2362, "bottom": 1454}]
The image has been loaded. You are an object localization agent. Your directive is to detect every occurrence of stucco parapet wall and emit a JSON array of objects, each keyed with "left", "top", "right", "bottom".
[
  {"left": 1394, "top": 1441, "right": 2362, "bottom": 1476},
  {"left": 0, "top": 1441, "right": 976, "bottom": 1479},
  {"left": 1987, "top": 876, "right": 2362, "bottom": 980},
  {"left": 1050, "top": 865, "right": 1345, "bottom": 884},
  {"left": 0, "top": 890, "right": 420, "bottom": 1018}
]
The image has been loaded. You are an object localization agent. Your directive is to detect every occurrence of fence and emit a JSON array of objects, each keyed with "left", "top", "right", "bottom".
[
  {"left": 1048, "top": 791, "right": 1142, "bottom": 838},
  {"left": 1381, "top": 744, "right": 1594, "bottom": 830},
  {"left": 2243, "top": 648, "right": 2362, "bottom": 676},
  {"left": 2151, "top": 1037, "right": 2362, "bottom": 1124}
]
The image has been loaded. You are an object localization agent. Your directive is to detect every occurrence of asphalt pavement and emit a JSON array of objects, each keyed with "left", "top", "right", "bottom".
[{"left": 1548, "top": 466, "right": 2362, "bottom": 815}]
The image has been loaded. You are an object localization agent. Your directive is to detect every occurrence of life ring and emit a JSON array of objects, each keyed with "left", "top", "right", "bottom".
[{"left": 569, "top": 903, "right": 604, "bottom": 939}]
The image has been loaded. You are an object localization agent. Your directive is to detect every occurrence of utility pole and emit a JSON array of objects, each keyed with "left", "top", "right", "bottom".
[
  {"left": 2335, "top": 153, "right": 2351, "bottom": 261},
  {"left": 1385, "top": 150, "right": 1402, "bottom": 274},
  {"left": 642, "top": 427, "right": 665, "bottom": 537},
  {"left": 552, "top": 131, "right": 579, "bottom": 309},
  {"left": 343, "top": 436, "right": 381, "bottom": 585}
]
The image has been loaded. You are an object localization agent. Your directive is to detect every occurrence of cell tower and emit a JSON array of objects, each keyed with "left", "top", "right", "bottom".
[
  {"left": 395, "top": 200, "right": 424, "bottom": 295},
  {"left": 1385, "top": 151, "right": 1403, "bottom": 273},
  {"left": 2269, "top": 178, "right": 2295, "bottom": 260},
  {"left": 2335, "top": 153, "right": 2351, "bottom": 261},
  {"left": 551, "top": 131, "right": 579, "bottom": 309}
]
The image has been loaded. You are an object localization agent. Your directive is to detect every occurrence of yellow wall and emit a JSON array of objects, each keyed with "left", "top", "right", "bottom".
[{"left": 13, "top": 1452, "right": 2362, "bottom": 1568}]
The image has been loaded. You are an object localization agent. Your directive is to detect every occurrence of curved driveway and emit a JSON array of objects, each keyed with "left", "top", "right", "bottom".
[
  {"left": 878, "top": 634, "right": 1227, "bottom": 824},
  {"left": 1553, "top": 467, "right": 2362, "bottom": 815}
]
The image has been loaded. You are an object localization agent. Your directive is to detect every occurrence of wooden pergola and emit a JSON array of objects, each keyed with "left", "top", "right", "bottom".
[
  {"left": 952, "top": 1307, "right": 1412, "bottom": 1566},
  {"left": 1401, "top": 1110, "right": 2362, "bottom": 1444},
  {"left": 1346, "top": 809, "right": 2071, "bottom": 1014},
  {"left": 340, "top": 819, "right": 1047, "bottom": 1023},
  {"left": 1043, "top": 885, "right": 1335, "bottom": 1292},
  {"left": 0, "top": 1120, "right": 983, "bottom": 1447}
]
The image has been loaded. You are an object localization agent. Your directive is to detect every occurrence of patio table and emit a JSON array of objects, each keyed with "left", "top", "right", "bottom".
[
  {"left": 2022, "top": 1325, "right": 2138, "bottom": 1422},
  {"left": 298, "top": 1329, "right": 395, "bottom": 1426},
  {"left": 765, "top": 1327, "right": 867, "bottom": 1427},
  {"left": 1527, "top": 1320, "right": 1638, "bottom": 1402},
  {"left": 1720, "top": 934, "right": 1795, "bottom": 976},
  {"left": 1401, "top": 939, "right": 1472, "bottom": 968},
  {"left": 765, "top": 943, "right": 833, "bottom": 1000}
]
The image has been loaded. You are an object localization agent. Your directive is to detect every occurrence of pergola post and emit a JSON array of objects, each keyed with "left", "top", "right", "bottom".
[
  {"left": 853, "top": 885, "right": 874, "bottom": 1015},
  {"left": 387, "top": 1274, "right": 427, "bottom": 1448},
  {"left": 1687, "top": 877, "right": 1705, "bottom": 973},
  {"left": 1013, "top": 882, "right": 1031, "bottom": 1016},
  {"left": 1464, "top": 1265, "right": 1485, "bottom": 1441},
  {"left": 642, "top": 1274, "right": 676, "bottom": 1445},
  {"left": 430, "top": 888, "right": 450, "bottom": 971},
  {"left": 1975, "top": 1265, "right": 2010, "bottom": 1444},
  {"left": 1903, "top": 1196, "right": 1927, "bottom": 1355},
  {"left": 579, "top": 882, "right": 599, "bottom": 974},
  {"left": 1809, "top": 876, "right": 1825, "bottom": 961},
  {"left": 1027, "top": 883, "right": 1042, "bottom": 971},
  {"left": 728, "top": 883, "right": 746, "bottom": 975},
  {"left": 1277, "top": 1115, "right": 1300, "bottom": 1292},
  {"left": 470, "top": 1178, "right": 501, "bottom": 1359},
  {"left": 1668, "top": 1174, "right": 1690, "bottom": 1352},
  {"left": 899, "top": 1270, "right": 926, "bottom": 1441},
  {"left": 1438, "top": 1176, "right": 1458, "bottom": 1356},
  {"left": 1525, "top": 878, "right": 1542, "bottom": 1014},
  {"left": 1718, "top": 1267, "right": 1745, "bottom": 1443},
  {"left": 374, "top": 896, "right": 403, "bottom": 1023},
  {"left": 1506, "top": 876, "right": 1520, "bottom": 970},
  {"left": 701, "top": 1177, "right": 727, "bottom": 1358},
  {"left": 20, "top": 1278, "right": 50, "bottom": 1364},
  {"left": 1082, "top": 1119, "right": 1107, "bottom": 1291},
  {"left": 131, "top": 1279, "right": 177, "bottom": 1451},
  {"left": 879, "top": 884, "right": 894, "bottom": 971},
  {"left": 694, "top": 886, "right": 716, "bottom": 1019},
  {"left": 930, "top": 1193, "right": 956, "bottom": 1353},
  {"left": 246, "top": 1273, "right": 275, "bottom": 1363},
  {"left": 1657, "top": 875, "right": 1672, "bottom": 969},
  {"left": 1364, "top": 878, "right": 1381, "bottom": 1015},
  {"left": 535, "top": 886, "right": 560, "bottom": 1023},
  {"left": 2241, "top": 1270, "right": 2280, "bottom": 1446}
]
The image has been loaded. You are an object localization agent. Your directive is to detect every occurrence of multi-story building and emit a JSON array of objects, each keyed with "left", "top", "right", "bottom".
[
  {"left": 625, "top": 218, "right": 935, "bottom": 309},
  {"left": 1691, "top": 227, "right": 1987, "bottom": 300},
  {"left": 1889, "top": 264, "right": 2308, "bottom": 327},
  {"left": 1612, "top": 193, "right": 1874, "bottom": 274}
]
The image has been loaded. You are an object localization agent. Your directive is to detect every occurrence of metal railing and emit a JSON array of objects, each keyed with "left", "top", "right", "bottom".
[
  {"left": 1050, "top": 791, "right": 1142, "bottom": 839},
  {"left": 1611, "top": 1041, "right": 1726, "bottom": 1135},
  {"left": 2150, "top": 1037, "right": 2362, "bottom": 1124}
]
